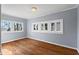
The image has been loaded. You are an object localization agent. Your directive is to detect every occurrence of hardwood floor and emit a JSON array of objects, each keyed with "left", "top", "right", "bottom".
[
  {"left": 1, "top": 38, "right": 79, "bottom": 55},
  {"left": 0, "top": 45, "right": 1, "bottom": 55}
]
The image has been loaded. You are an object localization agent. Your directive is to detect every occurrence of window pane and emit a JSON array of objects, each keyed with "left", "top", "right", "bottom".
[
  {"left": 51, "top": 23, "right": 55, "bottom": 31},
  {"left": 1, "top": 20, "right": 11, "bottom": 31},
  {"left": 36, "top": 24, "right": 38, "bottom": 30},
  {"left": 56, "top": 22, "right": 61, "bottom": 31},
  {"left": 41, "top": 24, "right": 44, "bottom": 30},
  {"left": 45, "top": 23, "right": 48, "bottom": 30}
]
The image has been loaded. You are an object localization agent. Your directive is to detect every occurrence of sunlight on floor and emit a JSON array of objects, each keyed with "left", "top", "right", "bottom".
[{"left": 1, "top": 49, "right": 13, "bottom": 55}]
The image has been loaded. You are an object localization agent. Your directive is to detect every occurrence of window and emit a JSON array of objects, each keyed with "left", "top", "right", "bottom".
[
  {"left": 32, "top": 19, "right": 63, "bottom": 34},
  {"left": 32, "top": 23, "right": 39, "bottom": 32},
  {"left": 1, "top": 20, "right": 11, "bottom": 32},
  {"left": 14, "top": 22, "right": 23, "bottom": 31},
  {"left": 40, "top": 22, "right": 49, "bottom": 32},
  {"left": 1, "top": 20, "right": 23, "bottom": 33}
]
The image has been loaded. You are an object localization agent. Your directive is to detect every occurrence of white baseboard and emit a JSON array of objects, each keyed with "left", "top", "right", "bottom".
[
  {"left": 1, "top": 37, "right": 27, "bottom": 44},
  {"left": 27, "top": 37, "right": 78, "bottom": 50}
]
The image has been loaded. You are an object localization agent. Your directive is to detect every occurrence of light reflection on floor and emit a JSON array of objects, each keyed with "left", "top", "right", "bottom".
[{"left": 1, "top": 49, "right": 13, "bottom": 55}]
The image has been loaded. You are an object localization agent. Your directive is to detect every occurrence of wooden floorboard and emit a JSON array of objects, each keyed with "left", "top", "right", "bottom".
[{"left": 1, "top": 38, "right": 79, "bottom": 55}]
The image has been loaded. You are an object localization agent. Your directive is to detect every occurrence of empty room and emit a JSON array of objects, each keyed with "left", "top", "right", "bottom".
[{"left": 1, "top": 4, "right": 79, "bottom": 55}]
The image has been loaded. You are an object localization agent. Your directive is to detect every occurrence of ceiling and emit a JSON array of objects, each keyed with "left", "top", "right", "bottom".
[{"left": 1, "top": 4, "right": 78, "bottom": 19}]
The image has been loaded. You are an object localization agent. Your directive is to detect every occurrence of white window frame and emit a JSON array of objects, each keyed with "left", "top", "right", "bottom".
[
  {"left": 55, "top": 19, "right": 63, "bottom": 34},
  {"left": 32, "top": 19, "right": 63, "bottom": 34},
  {"left": 1, "top": 20, "right": 24, "bottom": 33},
  {"left": 49, "top": 19, "right": 63, "bottom": 34},
  {"left": 32, "top": 22, "right": 40, "bottom": 32},
  {"left": 13, "top": 21, "right": 24, "bottom": 32},
  {"left": 40, "top": 21, "right": 50, "bottom": 33}
]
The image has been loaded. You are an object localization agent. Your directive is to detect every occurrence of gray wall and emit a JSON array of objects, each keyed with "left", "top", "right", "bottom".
[
  {"left": 27, "top": 8, "right": 77, "bottom": 48},
  {"left": 1, "top": 14, "right": 27, "bottom": 43},
  {"left": 0, "top": 4, "right": 1, "bottom": 48},
  {"left": 0, "top": 4, "right": 1, "bottom": 43},
  {"left": 77, "top": 6, "right": 79, "bottom": 51}
]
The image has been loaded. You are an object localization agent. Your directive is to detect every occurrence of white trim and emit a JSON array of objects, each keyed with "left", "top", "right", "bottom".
[
  {"left": 49, "top": 19, "right": 63, "bottom": 34},
  {"left": 28, "top": 37, "right": 77, "bottom": 50},
  {"left": 1, "top": 37, "right": 27, "bottom": 44},
  {"left": 1, "top": 30, "right": 24, "bottom": 33},
  {"left": 32, "top": 22, "right": 40, "bottom": 32}
]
